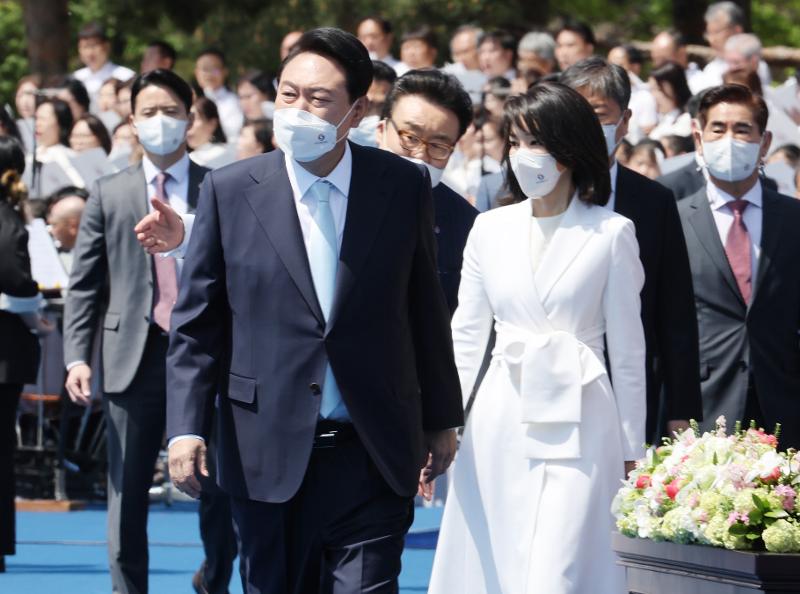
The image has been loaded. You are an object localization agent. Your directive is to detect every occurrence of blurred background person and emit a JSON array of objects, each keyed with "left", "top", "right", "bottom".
[
  {"left": 481, "top": 76, "right": 511, "bottom": 121},
  {"left": 515, "top": 30, "right": 556, "bottom": 92},
  {"left": 0, "top": 108, "right": 22, "bottom": 144},
  {"left": 194, "top": 48, "right": 244, "bottom": 143},
  {"left": 628, "top": 139, "right": 665, "bottom": 179},
  {"left": 648, "top": 61, "right": 693, "bottom": 140},
  {"left": 97, "top": 78, "right": 123, "bottom": 132},
  {"left": 398, "top": 26, "right": 438, "bottom": 75},
  {"left": 0, "top": 136, "right": 49, "bottom": 574},
  {"left": 443, "top": 25, "right": 487, "bottom": 105},
  {"left": 237, "top": 70, "right": 276, "bottom": 122},
  {"left": 356, "top": 16, "right": 399, "bottom": 70},
  {"left": 608, "top": 44, "right": 657, "bottom": 143},
  {"left": 188, "top": 97, "right": 236, "bottom": 169},
  {"left": 69, "top": 114, "right": 112, "bottom": 155},
  {"left": 14, "top": 75, "right": 40, "bottom": 154},
  {"left": 72, "top": 22, "right": 135, "bottom": 111},
  {"left": 278, "top": 30, "right": 303, "bottom": 61},
  {"left": 555, "top": 19, "right": 595, "bottom": 71},
  {"left": 57, "top": 78, "right": 91, "bottom": 121},
  {"left": 477, "top": 29, "right": 517, "bottom": 80},
  {"left": 33, "top": 98, "right": 85, "bottom": 189},
  {"left": 661, "top": 133, "right": 694, "bottom": 159},
  {"left": 46, "top": 187, "right": 88, "bottom": 273},
  {"left": 140, "top": 40, "right": 177, "bottom": 73},
  {"left": 236, "top": 118, "right": 273, "bottom": 160},
  {"left": 115, "top": 79, "right": 134, "bottom": 122},
  {"left": 109, "top": 121, "right": 142, "bottom": 169},
  {"left": 349, "top": 60, "right": 397, "bottom": 147},
  {"left": 651, "top": 30, "right": 705, "bottom": 94}
]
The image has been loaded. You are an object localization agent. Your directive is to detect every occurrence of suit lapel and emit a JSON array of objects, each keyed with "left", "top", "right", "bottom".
[
  {"left": 686, "top": 189, "right": 745, "bottom": 307},
  {"left": 534, "top": 196, "right": 595, "bottom": 304},
  {"left": 751, "top": 190, "right": 784, "bottom": 306},
  {"left": 128, "top": 162, "right": 148, "bottom": 225},
  {"left": 243, "top": 155, "right": 325, "bottom": 325},
  {"left": 326, "top": 143, "right": 391, "bottom": 331}
]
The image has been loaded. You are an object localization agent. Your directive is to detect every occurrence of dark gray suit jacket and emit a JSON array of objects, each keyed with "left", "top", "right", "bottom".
[
  {"left": 63, "top": 160, "right": 207, "bottom": 394},
  {"left": 678, "top": 185, "right": 800, "bottom": 448}
]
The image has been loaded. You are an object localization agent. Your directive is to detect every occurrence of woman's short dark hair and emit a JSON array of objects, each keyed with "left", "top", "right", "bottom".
[
  {"left": 60, "top": 77, "right": 91, "bottom": 113},
  {"left": 193, "top": 97, "right": 227, "bottom": 144},
  {"left": 74, "top": 114, "right": 112, "bottom": 154},
  {"left": 0, "top": 106, "right": 21, "bottom": 142},
  {"left": 697, "top": 84, "right": 769, "bottom": 135},
  {"left": 38, "top": 98, "right": 74, "bottom": 146},
  {"left": 502, "top": 82, "right": 610, "bottom": 206},
  {"left": 280, "top": 27, "right": 373, "bottom": 103},
  {"left": 382, "top": 69, "right": 473, "bottom": 138},
  {"left": 238, "top": 70, "right": 276, "bottom": 102},
  {"left": 372, "top": 60, "right": 397, "bottom": 86},
  {"left": 131, "top": 69, "right": 193, "bottom": 115},
  {"left": 244, "top": 118, "right": 274, "bottom": 153},
  {"left": 651, "top": 61, "right": 692, "bottom": 112}
]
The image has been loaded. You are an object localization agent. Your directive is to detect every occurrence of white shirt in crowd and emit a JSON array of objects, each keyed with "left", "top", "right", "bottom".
[
  {"left": 700, "top": 57, "right": 772, "bottom": 91},
  {"left": 189, "top": 142, "right": 237, "bottom": 171},
  {"left": 649, "top": 110, "right": 693, "bottom": 140},
  {"left": 707, "top": 178, "right": 762, "bottom": 279},
  {"left": 73, "top": 61, "right": 135, "bottom": 111},
  {"left": 203, "top": 86, "right": 244, "bottom": 144},
  {"left": 626, "top": 72, "right": 658, "bottom": 144}
]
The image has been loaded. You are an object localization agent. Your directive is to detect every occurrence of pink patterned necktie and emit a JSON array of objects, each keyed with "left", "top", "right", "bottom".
[
  {"left": 724, "top": 199, "right": 752, "bottom": 304},
  {"left": 152, "top": 172, "right": 178, "bottom": 331}
]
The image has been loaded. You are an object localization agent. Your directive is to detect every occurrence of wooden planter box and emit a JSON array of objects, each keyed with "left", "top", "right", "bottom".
[{"left": 612, "top": 532, "right": 800, "bottom": 593}]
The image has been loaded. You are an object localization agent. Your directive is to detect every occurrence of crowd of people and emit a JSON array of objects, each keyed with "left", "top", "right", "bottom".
[{"left": 1, "top": 1, "right": 800, "bottom": 593}]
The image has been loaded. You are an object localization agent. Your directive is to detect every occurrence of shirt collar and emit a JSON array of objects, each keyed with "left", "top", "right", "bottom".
[
  {"left": 707, "top": 178, "right": 763, "bottom": 210},
  {"left": 142, "top": 152, "right": 191, "bottom": 185},
  {"left": 285, "top": 142, "right": 353, "bottom": 202}
]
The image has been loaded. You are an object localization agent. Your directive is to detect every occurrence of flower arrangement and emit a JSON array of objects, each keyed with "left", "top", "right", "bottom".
[{"left": 612, "top": 417, "right": 800, "bottom": 553}]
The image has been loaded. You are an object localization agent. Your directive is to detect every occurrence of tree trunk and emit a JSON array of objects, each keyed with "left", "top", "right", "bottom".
[{"left": 22, "top": 0, "right": 70, "bottom": 83}]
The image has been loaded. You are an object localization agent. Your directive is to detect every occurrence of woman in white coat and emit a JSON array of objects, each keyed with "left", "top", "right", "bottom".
[{"left": 429, "top": 83, "right": 647, "bottom": 594}]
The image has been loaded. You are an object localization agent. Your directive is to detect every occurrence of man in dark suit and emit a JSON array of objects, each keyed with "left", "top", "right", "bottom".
[
  {"left": 63, "top": 70, "right": 234, "bottom": 594},
  {"left": 375, "top": 68, "right": 478, "bottom": 315},
  {"left": 165, "top": 29, "right": 463, "bottom": 593},
  {"left": 561, "top": 58, "right": 703, "bottom": 442},
  {"left": 678, "top": 84, "right": 800, "bottom": 448}
]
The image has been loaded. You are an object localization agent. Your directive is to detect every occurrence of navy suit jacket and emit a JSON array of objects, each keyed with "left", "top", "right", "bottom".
[
  {"left": 166, "top": 143, "right": 463, "bottom": 502},
  {"left": 433, "top": 183, "right": 477, "bottom": 315}
]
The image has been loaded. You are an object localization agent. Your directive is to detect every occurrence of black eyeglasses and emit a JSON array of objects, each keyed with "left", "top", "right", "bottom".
[{"left": 388, "top": 119, "right": 455, "bottom": 161}]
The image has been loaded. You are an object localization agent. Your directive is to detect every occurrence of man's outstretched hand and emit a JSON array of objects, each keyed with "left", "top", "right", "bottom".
[{"left": 134, "top": 198, "right": 184, "bottom": 254}]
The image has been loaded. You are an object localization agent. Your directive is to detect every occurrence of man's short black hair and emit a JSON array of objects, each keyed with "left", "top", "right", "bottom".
[
  {"left": 279, "top": 27, "right": 373, "bottom": 102},
  {"left": 148, "top": 40, "right": 177, "bottom": 66},
  {"left": 130, "top": 69, "right": 193, "bottom": 114},
  {"left": 382, "top": 69, "right": 473, "bottom": 139},
  {"left": 478, "top": 29, "right": 517, "bottom": 53},
  {"left": 358, "top": 15, "right": 392, "bottom": 35},
  {"left": 78, "top": 22, "right": 108, "bottom": 42},
  {"left": 197, "top": 47, "right": 226, "bottom": 65},
  {"left": 60, "top": 77, "right": 91, "bottom": 113},
  {"left": 372, "top": 60, "right": 397, "bottom": 86},
  {"left": 401, "top": 26, "right": 438, "bottom": 49},
  {"left": 556, "top": 19, "right": 596, "bottom": 47},
  {"left": 239, "top": 70, "right": 277, "bottom": 101}
]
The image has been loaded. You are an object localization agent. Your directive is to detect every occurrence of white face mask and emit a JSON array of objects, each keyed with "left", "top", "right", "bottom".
[
  {"left": 273, "top": 103, "right": 357, "bottom": 162},
  {"left": 601, "top": 116, "right": 624, "bottom": 158},
  {"left": 348, "top": 115, "right": 380, "bottom": 147},
  {"left": 701, "top": 137, "right": 762, "bottom": 182},
  {"left": 134, "top": 114, "right": 187, "bottom": 156},
  {"left": 509, "top": 148, "right": 563, "bottom": 199},
  {"left": 402, "top": 155, "right": 445, "bottom": 188}
]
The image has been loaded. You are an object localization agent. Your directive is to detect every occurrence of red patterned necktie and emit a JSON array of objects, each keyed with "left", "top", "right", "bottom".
[
  {"left": 724, "top": 199, "right": 751, "bottom": 304},
  {"left": 152, "top": 172, "right": 178, "bottom": 331}
]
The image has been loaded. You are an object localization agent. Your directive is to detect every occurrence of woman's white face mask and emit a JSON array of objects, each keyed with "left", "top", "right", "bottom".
[{"left": 509, "top": 148, "right": 563, "bottom": 199}]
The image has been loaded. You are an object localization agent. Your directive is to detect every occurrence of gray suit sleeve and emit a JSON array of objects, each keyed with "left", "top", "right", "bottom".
[{"left": 63, "top": 181, "right": 107, "bottom": 367}]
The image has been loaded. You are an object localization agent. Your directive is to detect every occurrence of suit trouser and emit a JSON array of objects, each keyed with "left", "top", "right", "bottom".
[
  {"left": 0, "top": 384, "right": 22, "bottom": 556},
  {"left": 104, "top": 327, "right": 168, "bottom": 594},
  {"left": 230, "top": 433, "right": 414, "bottom": 594}
]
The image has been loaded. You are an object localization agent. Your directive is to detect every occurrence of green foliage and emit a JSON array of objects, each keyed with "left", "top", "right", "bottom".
[{"left": 0, "top": 2, "right": 28, "bottom": 112}]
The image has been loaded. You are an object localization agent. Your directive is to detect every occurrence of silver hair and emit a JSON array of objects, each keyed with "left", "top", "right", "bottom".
[
  {"left": 517, "top": 31, "right": 556, "bottom": 62},
  {"left": 705, "top": 1, "right": 745, "bottom": 27},
  {"left": 724, "top": 33, "right": 762, "bottom": 58},
  {"left": 559, "top": 56, "right": 632, "bottom": 111}
]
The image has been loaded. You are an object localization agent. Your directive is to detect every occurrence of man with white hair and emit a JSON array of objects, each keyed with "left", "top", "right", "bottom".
[
  {"left": 701, "top": 2, "right": 770, "bottom": 89},
  {"left": 516, "top": 31, "right": 556, "bottom": 76},
  {"left": 724, "top": 33, "right": 763, "bottom": 78}
]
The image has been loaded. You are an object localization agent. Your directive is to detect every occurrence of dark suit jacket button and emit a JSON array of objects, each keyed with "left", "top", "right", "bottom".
[{"left": 309, "top": 382, "right": 321, "bottom": 395}]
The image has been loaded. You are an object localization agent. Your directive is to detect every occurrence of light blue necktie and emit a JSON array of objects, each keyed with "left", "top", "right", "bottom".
[{"left": 307, "top": 180, "right": 346, "bottom": 419}]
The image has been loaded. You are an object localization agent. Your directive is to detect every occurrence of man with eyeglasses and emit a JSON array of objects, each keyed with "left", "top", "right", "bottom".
[{"left": 375, "top": 69, "right": 478, "bottom": 315}]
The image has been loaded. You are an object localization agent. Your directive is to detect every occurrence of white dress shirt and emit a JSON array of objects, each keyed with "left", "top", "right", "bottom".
[
  {"left": 203, "top": 86, "right": 244, "bottom": 144},
  {"left": 73, "top": 62, "right": 135, "bottom": 112},
  {"left": 699, "top": 57, "right": 771, "bottom": 91},
  {"left": 707, "top": 179, "right": 763, "bottom": 280}
]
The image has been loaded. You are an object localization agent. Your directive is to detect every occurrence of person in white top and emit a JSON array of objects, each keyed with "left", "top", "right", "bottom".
[
  {"left": 477, "top": 29, "right": 517, "bottom": 80},
  {"left": 442, "top": 25, "right": 487, "bottom": 105},
  {"left": 397, "top": 26, "right": 438, "bottom": 76},
  {"left": 356, "top": 16, "right": 400, "bottom": 71},
  {"left": 554, "top": 19, "right": 595, "bottom": 72},
  {"left": 700, "top": 2, "right": 771, "bottom": 91},
  {"left": 648, "top": 61, "right": 693, "bottom": 140},
  {"left": 430, "top": 82, "right": 646, "bottom": 594},
  {"left": 187, "top": 97, "right": 236, "bottom": 170},
  {"left": 194, "top": 48, "right": 244, "bottom": 144},
  {"left": 607, "top": 45, "right": 658, "bottom": 142},
  {"left": 72, "top": 23, "right": 135, "bottom": 112},
  {"left": 651, "top": 30, "right": 706, "bottom": 95}
]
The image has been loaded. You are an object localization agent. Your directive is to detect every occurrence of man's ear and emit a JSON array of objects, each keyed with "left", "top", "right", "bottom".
[
  {"left": 760, "top": 130, "right": 773, "bottom": 161},
  {"left": 348, "top": 96, "right": 369, "bottom": 129},
  {"left": 691, "top": 119, "right": 704, "bottom": 155}
]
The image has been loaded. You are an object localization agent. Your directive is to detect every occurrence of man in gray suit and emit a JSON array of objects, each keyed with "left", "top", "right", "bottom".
[
  {"left": 63, "top": 70, "right": 231, "bottom": 594},
  {"left": 678, "top": 84, "right": 800, "bottom": 449}
]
